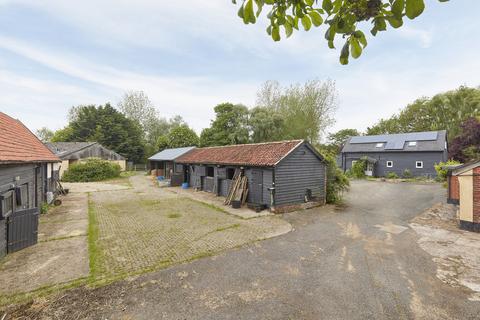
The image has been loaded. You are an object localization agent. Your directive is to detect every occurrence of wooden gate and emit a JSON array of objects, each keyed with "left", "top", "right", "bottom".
[{"left": 7, "top": 208, "right": 39, "bottom": 253}]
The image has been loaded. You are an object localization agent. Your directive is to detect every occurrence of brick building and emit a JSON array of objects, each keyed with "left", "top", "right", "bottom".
[{"left": 451, "top": 160, "right": 480, "bottom": 232}]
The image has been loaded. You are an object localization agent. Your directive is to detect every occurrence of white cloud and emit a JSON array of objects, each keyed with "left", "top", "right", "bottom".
[
  {"left": 395, "top": 25, "right": 433, "bottom": 48},
  {"left": 0, "top": 35, "right": 259, "bottom": 133}
]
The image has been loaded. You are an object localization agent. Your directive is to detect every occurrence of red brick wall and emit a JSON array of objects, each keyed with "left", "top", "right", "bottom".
[
  {"left": 474, "top": 167, "right": 480, "bottom": 223},
  {"left": 449, "top": 175, "right": 460, "bottom": 202}
]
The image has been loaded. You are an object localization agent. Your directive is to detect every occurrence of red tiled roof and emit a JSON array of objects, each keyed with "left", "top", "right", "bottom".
[
  {"left": 176, "top": 140, "right": 304, "bottom": 167},
  {"left": 0, "top": 112, "right": 60, "bottom": 164}
]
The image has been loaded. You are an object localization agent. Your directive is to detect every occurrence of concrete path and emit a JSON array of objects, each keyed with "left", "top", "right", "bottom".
[
  {"left": 167, "top": 187, "right": 272, "bottom": 219},
  {"left": 62, "top": 181, "right": 130, "bottom": 193},
  {"left": 0, "top": 193, "right": 89, "bottom": 295},
  {"left": 5, "top": 180, "right": 480, "bottom": 319}
]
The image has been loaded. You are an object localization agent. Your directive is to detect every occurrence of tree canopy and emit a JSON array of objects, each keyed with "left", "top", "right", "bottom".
[
  {"left": 200, "top": 103, "right": 250, "bottom": 147},
  {"left": 52, "top": 104, "right": 145, "bottom": 163},
  {"left": 327, "top": 128, "right": 360, "bottom": 151},
  {"left": 35, "top": 127, "right": 54, "bottom": 142},
  {"left": 117, "top": 91, "right": 187, "bottom": 157},
  {"left": 232, "top": 0, "right": 448, "bottom": 64},
  {"left": 166, "top": 124, "right": 199, "bottom": 149},
  {"left": 449, "top": 117, "right": 480, "bottom": 162},
  {"left": 255, "top": 79, "right": 338, "bottom": 144},
  {"left": 366, "top": 86, "right": 480, "bottom": 140}
]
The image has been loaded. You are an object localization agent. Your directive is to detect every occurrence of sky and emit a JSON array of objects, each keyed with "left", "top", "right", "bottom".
[{"left": 0, "top": 0, "right": 479, "bottom": 138}]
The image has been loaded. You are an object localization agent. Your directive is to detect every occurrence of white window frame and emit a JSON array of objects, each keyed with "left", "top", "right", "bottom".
[
  {"left": 375, "top": 143, "right": 384, "bottom": 148},
  {"left": 408, "top": 141, "right": 417, "bottom": 146},
  {"left": 416, "top": 161, "right": 423, "bottom": 169},
  {"left": 386, "top": 161, "right": 393, "bottom": 168}
]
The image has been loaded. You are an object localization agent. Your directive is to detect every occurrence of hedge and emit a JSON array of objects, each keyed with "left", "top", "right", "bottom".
[{"left": 62, "top": 158, "right": 121, "bottom": 182}]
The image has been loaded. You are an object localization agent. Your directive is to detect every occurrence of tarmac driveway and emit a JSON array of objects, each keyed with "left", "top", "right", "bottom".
[{"left": 6, "top": 180, "right": 480, "bottom": 319}]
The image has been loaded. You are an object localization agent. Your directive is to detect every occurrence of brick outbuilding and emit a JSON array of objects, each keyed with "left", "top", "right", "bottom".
[{"left": 452, "top": 160, "right": 480, "bottom": 232}]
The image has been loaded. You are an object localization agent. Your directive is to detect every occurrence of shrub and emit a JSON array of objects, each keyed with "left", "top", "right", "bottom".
[
  {"left": 402, "top": 169, "right": 413, "bottom": 179},
  {"left": 62, "top": 158, "right": 121, "bottom": 182},
  {"left": 322, "top": 153, "right": 350, "bottom": 204},
  {"left": 350, "top": 157, "right": 367, "bottom": 179},
  {"left": 434, "top": 160, "right": 462, "bottom": 182},
  {"left": 386, "top": 172, "right": 399, "bottom": 179}
]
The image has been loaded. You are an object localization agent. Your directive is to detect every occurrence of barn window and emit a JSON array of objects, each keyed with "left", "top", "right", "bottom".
[
  {"left": 416, "top": 161, "right": 423, "bottom": 169},
  {"left": 376, "top": 143, "right": 384, "bottom": 148},
  {"left": 206, "top": 166, "right": 214, "bottom": 177},
  {"left": 386, "top": 161, "right": 393, "bottom": 168},
  {"left": 0, "top": 190, "right": 14, "bottom": 218},
  {"left": 226, "top": 168, "right": 235, "bottom": 180},
  {"left": 16, "top": 184, "right": 29, "bottom": 209}
]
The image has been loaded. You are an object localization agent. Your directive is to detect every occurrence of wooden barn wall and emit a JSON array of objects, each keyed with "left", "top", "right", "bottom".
[
  {"left": 274, "top": 144, "right": 326, "bottom": 206},
  {"left": 0, "top": 164, "right": 38, "bottom": 258},
  {"left": 66, "top": 145, "right": 124, "bottom": 161}
]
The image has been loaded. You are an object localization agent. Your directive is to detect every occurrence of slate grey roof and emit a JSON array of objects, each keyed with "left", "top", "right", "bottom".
[
  {"left": 45, "top": 142, "right": 97, "bottom": 157},
  {"left": 341, "top": 130, "right": 447, "bottom": 153},
  {"left": 148, "top": 146, "right": 196, "bottom": 161}
]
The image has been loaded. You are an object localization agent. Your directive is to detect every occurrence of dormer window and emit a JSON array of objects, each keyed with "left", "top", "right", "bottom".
[
  {"left": 408, "top": 141, "right": 417, "bottom": 146},
  {"left": 375, "top": 143, "right": 384, "bottom": 148}
]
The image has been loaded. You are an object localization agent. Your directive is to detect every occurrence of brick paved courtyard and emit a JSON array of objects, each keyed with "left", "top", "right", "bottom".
[{"left": 90, "top": 175, "right": 292, "bottom": 277}]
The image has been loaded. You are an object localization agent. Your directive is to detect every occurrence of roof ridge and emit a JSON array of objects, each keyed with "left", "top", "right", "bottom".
[{"left": 197, "top": 139, "right": 304, "bottom": 150}]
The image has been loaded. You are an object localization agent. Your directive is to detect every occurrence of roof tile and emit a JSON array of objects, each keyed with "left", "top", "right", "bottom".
[
  {"left": 0, "top": 112, "right": 60, "bottom": 163},
  {"left": 176, "top": 140, "right": 304, "bottom": 167}
]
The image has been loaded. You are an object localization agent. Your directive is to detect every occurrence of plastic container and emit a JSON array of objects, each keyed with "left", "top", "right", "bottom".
[
  {"left": 181, "top": 182, "right": 189, "bottom": 189},
  {"left": 157, "top": 176, "right": 165, "bottom": 181},
  {"left": 231, "top": 200, "right": 241, "bottom": 209}
]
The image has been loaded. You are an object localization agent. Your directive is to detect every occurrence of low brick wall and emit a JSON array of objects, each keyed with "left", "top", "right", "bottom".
[{"left": 448, "top": 175, "right": 460, "bottom": 204}]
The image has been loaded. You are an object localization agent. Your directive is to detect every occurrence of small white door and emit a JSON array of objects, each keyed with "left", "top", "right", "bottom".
[{"left": 365, "top": 162, "right": 374, "bottom": 176}]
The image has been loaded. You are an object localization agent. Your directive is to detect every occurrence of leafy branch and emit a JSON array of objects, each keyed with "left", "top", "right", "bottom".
[{"left": 232, "top": 0, "right": 449, "bottom": 64}]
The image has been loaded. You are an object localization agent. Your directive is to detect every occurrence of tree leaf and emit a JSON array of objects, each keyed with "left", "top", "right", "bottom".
[
  {"left": 391, "top": 0, "right": 405, "bottom": 18},
  {"left": 272, "top": 25, "right": 281, "bottom": 41},
  {"left": 301, "top": 15, "right": 312, "bottom": 31},
  {"left": 284, "top": 21, "right": 293, "bottom": 37},
  {"left": 340, "top": 41, "right": 349, "bottom": 65},
  {"left": 387, "top": 16, "right": 403, "bottom": 28},
  {"left": 308, "top": 10, "right": 323, "bottom": 27},
  {"left": 350, "top": 37, "right": 362, "bottom": 59},
  {"left": 322, "top": 0, "right": 333, "bottom": 13},
  {"left": 244, "top": 0, "right": 255, "bottom": 24},
  {"left": 405, "top": 0, "right": 425, "bottom": 19}
]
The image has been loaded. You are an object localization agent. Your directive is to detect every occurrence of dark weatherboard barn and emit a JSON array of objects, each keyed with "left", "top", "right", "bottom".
[
  {"left": 46, "top": 142, "right": 126, "bottom": 177},
  {"left": 175, "top": 140, "right": 327, "bottom": 213},
  {"left": 0, "top": 112, "right": 60, "bottom": 258},
  {"left": 339, "top": 130, "right": 448, "bottom": 178}
]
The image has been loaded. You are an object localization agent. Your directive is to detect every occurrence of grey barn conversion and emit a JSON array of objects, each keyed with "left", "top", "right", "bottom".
[
  {"left": 175, "top": 140, "right": 327, "bottom": 212},
  {"left": 339, "top": 130, "right": 448, "bottom": 178}
]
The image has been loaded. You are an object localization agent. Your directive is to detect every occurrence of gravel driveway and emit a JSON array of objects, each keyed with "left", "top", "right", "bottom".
[{"left": 5, "top": 180, "right": 480, "bottom": 319}]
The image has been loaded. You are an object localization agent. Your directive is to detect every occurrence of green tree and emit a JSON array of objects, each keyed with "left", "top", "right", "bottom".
[
  {"left": 367, "top": 86, "right": 480, "bottom": 140},
  {"left": 232, "top": 0, "right": 447, "bottom": 64},
  {"left": 249, "top": 106, "right": 285, "bottom": 143},
  {"left": 55, "top": 104, "right": 145, "bottom": 163},
  {"left": 199, "top": 103, "right": 250, "bottom": 147},
  {"left": 167, "top": 125, "right": 199, "bottom": 148},
  {"left": 35, "top": 127, "right": 55, "bottom": 142},
  {"left": 327, "top": 128, "right": 360, "bottom": 151},
  {"left": 51, "top": 126, "right": 74, "bottom": 142},
  {"left": 256, "top": 79, "right": 338, "bottom": 144},
  {"left": 156, "top": 135, "right": 170, "bottom": 152}
]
